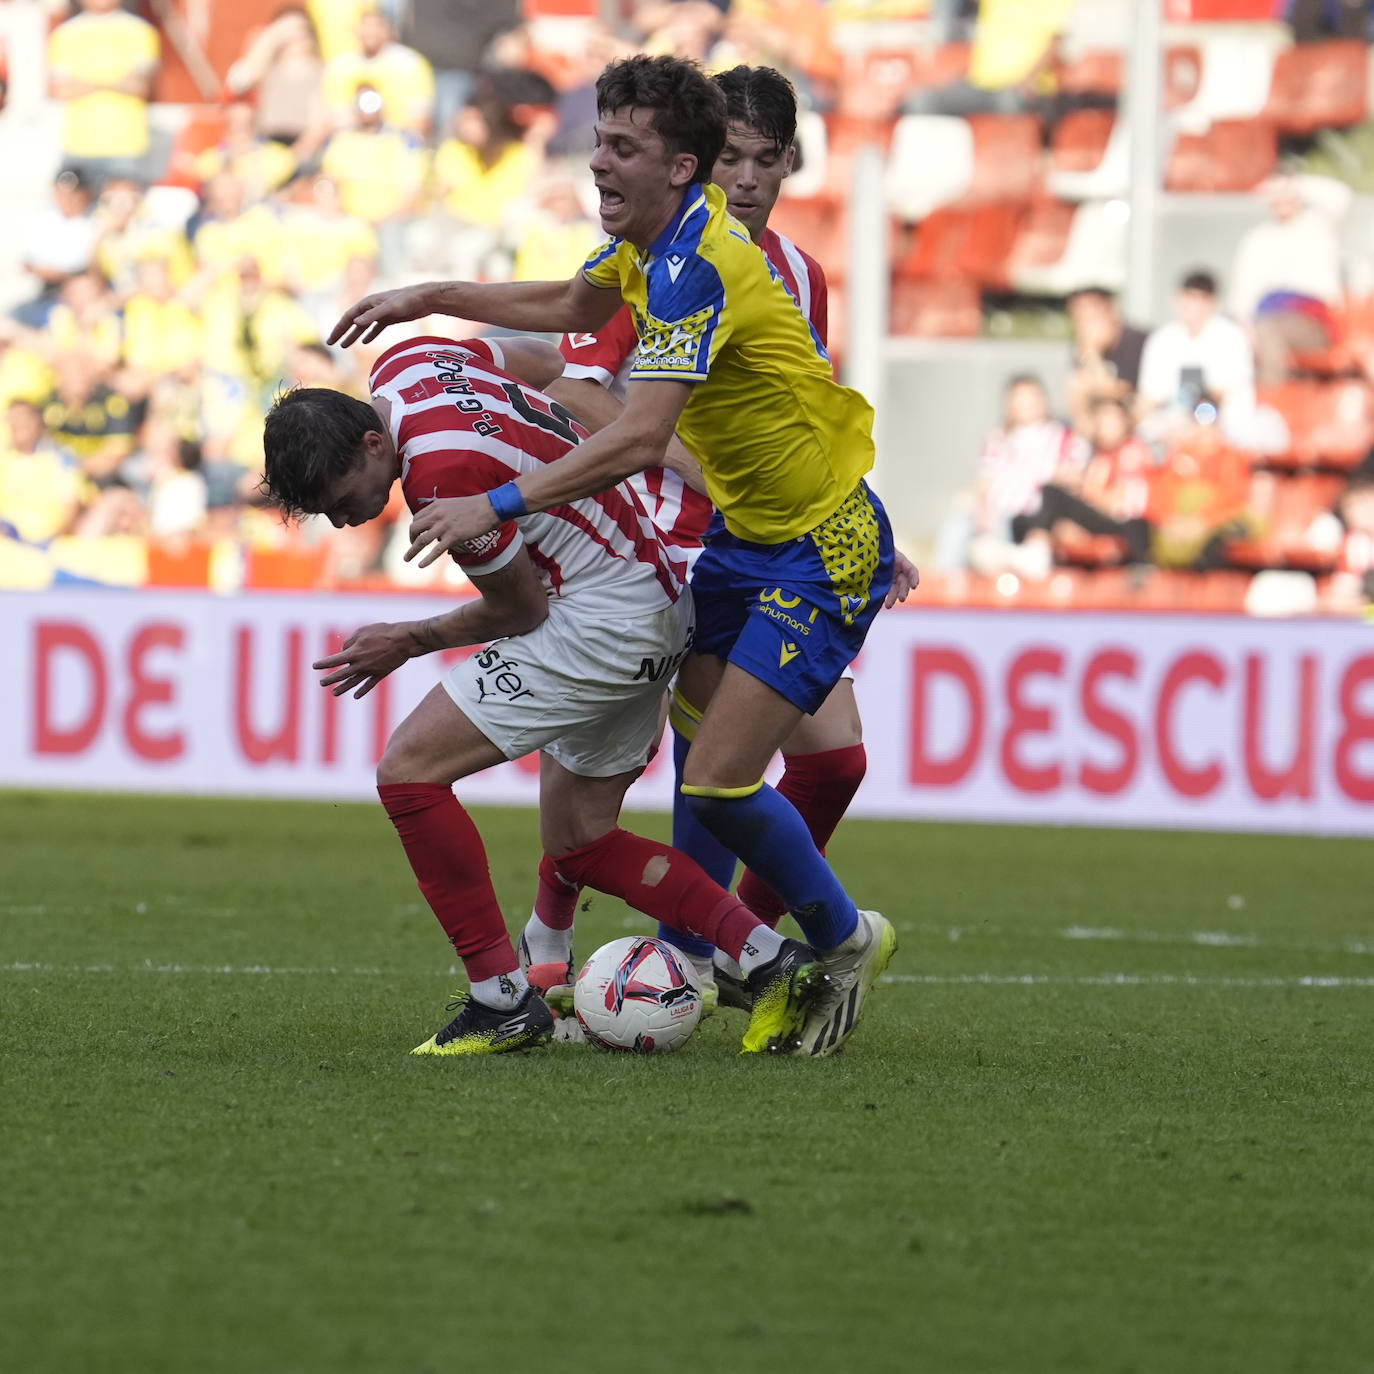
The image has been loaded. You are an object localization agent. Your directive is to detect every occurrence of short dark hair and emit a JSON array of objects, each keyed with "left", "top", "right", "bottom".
[
  {"left": 1067, "top": 286, "right": 1117, "bottom": 307},
  {"left": 713, "top": 65, "right": 797, "bottom": 153},
  {"left": 1181, "top": 269, "right": 1218, "bottom": 296},
  {"left": 261, "top": 387, "right": 382, "bottom": 519},
  {"left": 595, "top": 55, "right": 726, "bottom": 185}
]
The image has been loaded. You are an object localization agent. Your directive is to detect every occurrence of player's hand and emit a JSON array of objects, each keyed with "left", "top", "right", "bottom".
[
  {"left": 885, "top": 549, "right": 920, "bottom": 609},
  {"left": 313, "top": 622, "right": 413, "bottom": 698},
  {"left": 405, "top": 495, "right": 499, "bottom": 568},
  {"left": 328, "top": 284, "right": 436, "bottom": 348}
]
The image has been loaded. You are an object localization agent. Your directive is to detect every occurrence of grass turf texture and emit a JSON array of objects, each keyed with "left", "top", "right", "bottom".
[{"left": 2, "top": 790, "right": 1372, "bottom": 1374}]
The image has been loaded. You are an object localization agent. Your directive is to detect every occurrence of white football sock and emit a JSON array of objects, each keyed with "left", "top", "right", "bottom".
[
  {"left": 470, "top": 968, "right": 529, "bottom": 1010},
  {"left": 735, "top": 925, "right": 786, "bottom": 976},
  {"left": 520, "top": 912, "right": 574, "bottom": 969}
]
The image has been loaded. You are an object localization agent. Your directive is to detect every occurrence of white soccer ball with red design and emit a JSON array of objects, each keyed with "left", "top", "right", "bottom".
[{"left": 573, "top": 936, "right": 703, "bottom": 1053}]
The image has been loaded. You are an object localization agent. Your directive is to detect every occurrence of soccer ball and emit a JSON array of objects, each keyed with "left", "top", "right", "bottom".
[{"left": 573, "top": 937, "right": 703, "bottom": 1053}]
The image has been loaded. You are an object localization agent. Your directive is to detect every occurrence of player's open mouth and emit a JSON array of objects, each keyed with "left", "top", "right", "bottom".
[{"left": 598, "top": 187, "right": 626, "bottom": 217}]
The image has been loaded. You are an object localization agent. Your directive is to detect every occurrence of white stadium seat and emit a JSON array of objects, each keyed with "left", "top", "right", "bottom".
[{"left": 884, "top": 114, "right": 975, "bottom": 222}]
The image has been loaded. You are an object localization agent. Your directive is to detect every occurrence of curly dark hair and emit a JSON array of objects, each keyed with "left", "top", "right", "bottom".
[
  {"left": 595, "top": 55, "right": 726, "bottom": 185},
  {"left": 261, "top": 386, "right": 382, "bottom": 519},
  {"left": 713, "top": 65, "right": 797, "bottom": 153}
]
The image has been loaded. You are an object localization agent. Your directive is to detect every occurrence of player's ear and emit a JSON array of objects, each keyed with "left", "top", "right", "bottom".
[
  {"left": 782, "top": 143, "right": 797, "bottom": 179},
  {"left": 669, "top": 151, "right": 699, "bottom": 189}
]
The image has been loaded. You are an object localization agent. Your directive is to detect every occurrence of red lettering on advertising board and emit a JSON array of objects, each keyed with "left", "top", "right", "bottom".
[
  {"left": 1001, "top": 647, "right": 1064, "bottom": 793},
  {"left": 33, "top": 622, "right": 107, "bottom": 755},
  {"left": 1079, "top": 648, "right": 1139, "bottom": 795},
  {"left": 910, "top": 647, "right": 983, "bottom": 786},
  {"left": 234, "top": 626, "right": 303, "bottom": 763},
  {"left": 1156, "top": 652, "right": 1227, "bottom": 797},
  {"left": 123, "top": 624, "right": 184, "bottom": 761},
  {"left": 319, "top": 630, "right": 348, "bottom": 766},
  {"left": 1334, "top": 655, "right": 1374, "bottom": 802},
  {"left": 1243, "top": 653, "right": 1315, "bottom": 801}
]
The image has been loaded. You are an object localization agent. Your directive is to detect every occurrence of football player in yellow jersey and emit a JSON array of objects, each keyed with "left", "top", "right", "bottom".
[{"left": 329, "top": 55, "right": 897, "bottom": 1056}]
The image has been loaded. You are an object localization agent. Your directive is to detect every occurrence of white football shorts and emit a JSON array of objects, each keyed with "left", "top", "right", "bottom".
[{"left": 444, "top": 592, "right": 695, "bottom": 777}]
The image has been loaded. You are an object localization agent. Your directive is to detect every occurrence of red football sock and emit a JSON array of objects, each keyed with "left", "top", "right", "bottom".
[
  {"left": 554, "top": 827, "right": 763, "bottom": 962},
  {"left": 736, "top": 743, "right": 867, "bottom": 925},
  {"left": 533, "top": 853, "right": 580, "bottom": 931},
  {"left": 377, "top": 783, "right": 517, "bottom": 983}
]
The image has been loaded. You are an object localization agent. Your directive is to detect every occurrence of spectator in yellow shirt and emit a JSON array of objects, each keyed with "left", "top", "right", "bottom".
[
  {"left": 190, "top": 171, "right": 286, "bottom": 288},
  {"left": 194, "top": 103, "right": 300, "bottom": 204},
  {"left": 122, "top": 256, "right": 203, "bottom": 388},
  {"left": 94, "top": 176, "right": 195, "bottom": 301},
  {"left": 278, "top": 174, "right": 379, "bottom": 328},
  {"left": 324, "top": 8, "right": 434, "bottom": 138},
  {"left": 0, "top": 399, "right": 83, "bottom": 545},
  {"left": 320, "top": 87, "right": 427, "bottom": 276},
  {"left": 47, "top": 0, "right": 160, "bottom": 187}
]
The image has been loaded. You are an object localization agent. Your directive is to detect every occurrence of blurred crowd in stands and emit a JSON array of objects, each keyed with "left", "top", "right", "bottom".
[{"left": 1, "top": 0, "right": 1373, "bottom": 613}]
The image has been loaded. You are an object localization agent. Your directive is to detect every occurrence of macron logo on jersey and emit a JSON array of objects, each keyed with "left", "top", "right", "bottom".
[{"left": 666, "top": 255, "right": 686, "bottom": 283}]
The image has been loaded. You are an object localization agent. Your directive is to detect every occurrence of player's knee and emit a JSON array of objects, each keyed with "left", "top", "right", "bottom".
[
  {"left": 831, "top": 740, "right": 868, "bottom": 789},
  {"left": 376, "top": 734, "right": 437, "bottom": 786}
]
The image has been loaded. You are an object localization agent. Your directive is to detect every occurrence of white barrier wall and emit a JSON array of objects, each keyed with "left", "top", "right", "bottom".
[{"left": 3, "top": 590, "right": 1372, "bottom": 835}]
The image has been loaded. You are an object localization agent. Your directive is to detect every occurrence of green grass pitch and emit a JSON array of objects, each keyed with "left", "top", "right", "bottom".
[{"left": 2, "top": 789, "right": 1372, "bottom": 1374}]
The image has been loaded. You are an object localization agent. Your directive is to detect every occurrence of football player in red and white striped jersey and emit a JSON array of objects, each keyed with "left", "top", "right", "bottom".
[
  {"left": 260, "top": 334, "right": 830, "bottom": 1057},
  {"left": 520, "top": 66, "right": 917, "bottom": 1006}
]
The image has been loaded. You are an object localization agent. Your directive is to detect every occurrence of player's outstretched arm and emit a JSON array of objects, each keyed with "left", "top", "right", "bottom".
[
  {"left": 404, "top": 380, "right": 692, "bottom": 568},
  {"left": 329, "top": 275, "right": 622, "bottom": 349},
  {"left": 547, "top": 375, "right": 708, "bottom": 496},
  {"left": 312, "top": 554, "right": 549, "bottom": 697},
  {"left": 489, "top": 338, "right": 566, "bottom": 391}
]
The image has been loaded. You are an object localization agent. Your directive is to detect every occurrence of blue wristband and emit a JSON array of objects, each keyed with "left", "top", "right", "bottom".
[{"left": 487, "top": 481, "right": 527, "bottom": 522}]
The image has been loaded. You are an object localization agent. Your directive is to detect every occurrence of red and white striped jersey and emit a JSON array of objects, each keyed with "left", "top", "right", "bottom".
[
  {"left": 558, "top": 228, "right": 829, "bottom": 548},
  {"left": 370, "top": 335, "right": 685, "bottom": 617}
]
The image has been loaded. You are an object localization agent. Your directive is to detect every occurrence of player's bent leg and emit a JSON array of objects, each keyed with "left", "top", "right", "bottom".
[
  {"left": 541, "top": 756, "right": 823, "bottom": 1054},
  {"left": 377, "top": 686, "right": 552, "bottom": 1057},
  {"left": 735, "top": 678, "right": 868, "bottom": 925}
]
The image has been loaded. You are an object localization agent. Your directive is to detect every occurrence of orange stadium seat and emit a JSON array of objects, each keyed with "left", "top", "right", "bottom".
[
  {"left": 892, "top": 207, "right": 973, "bottom": 282},
  {"left": 1053, "top": 529, "right": 1130, "bottom": 567},
  {"left": 1058, "top": 50, "right": 1123, "bottom": 97},
  {"left": 1260, "top": 379, "right": 1374, "bottom": 470},
  {"left": 1265, "top": 40, "right": 1369, "bottom": 134},
  {"left": 767, "top": 195, "right": 849, "bottom": 280},
  {"left": 956, "top": 202, "right": 1026, "bottom": 290},
  {"left": 243, "top": 546, "right": 331, "bottom": 590},
  {"left": 1004, "top": 197, "right": 1077, "bottom": 277},
  {"left": 1166, "top": 119, "right": 1278, "bottom": 193},
  {"left": 1226, "top": 472, "right": 1346, "bottom": 572},
  {"left": 146, "top": 540, "right": 212, "bottom": 589},
  {"left": 1051, "top": 109, "right": 1114, "bottom": 174},
  {"left": 160, "top": 105, "right": 229, "bottom": 191},
  {"left": 964, "top": 114, "right": 1043, "bottom": 204},
  {"left": 888, "top": 278, "right": 982, "bottom": 337}
]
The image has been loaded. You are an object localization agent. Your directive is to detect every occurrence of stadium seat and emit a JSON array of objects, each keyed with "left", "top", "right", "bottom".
[
  {"left": 956, "top": 202, "right": 1026, "bottom": 291},
  {"left": 892, "top": 206, "right": 973, "bottom": 282},
  {"left": 1164, "top": 45, "right": 1204, "bottom": 110},
  {"left": 1165, "top": 119, "right": 1278, "bottom": 193},
  {"left": 1052, "top": 529, "right": 1130, "bottom": 567},
  {"left": 1049, "top": 110, "right": 1133, "bottom": 201},
  {"left": 1172, "top": 32, "right": 1281, "bottom": 135},
  {"left": 1258, "top": 379, "right": 1374, "bottom": 469},
  {"left": 888, "top": 278, "right": 982, "bottom": 338},
  {"left": 1008, "top": 198, "right": 1126, "bottom": 296},
  {"left": 243, "top": 546, "right": 331, "bottom": 590},
  {"left": 884, "top": 115, "right": 974, "bottom": 221},
  {"left": 160, "top": 105, "right": 229, "bottom": 191},
  {"left": 838, "top": 47, "right": 930, "bottom": 120},
  {"left": 1051, "top": 110, "right": 1114, "bottom": 174},
  {"left": 146, "top": 539, "right": 212, "bottom": 589},
  {"left": 1058, "top": 50, "right": 1123, "bottom": 97},
  {"left": 964, "top": 114, "right": 1043, "bottom": 205},
  {"left": 1226, "top": 471, "right": 1346, "bottom": 572},
  {"left": 1264, "top": 40, "right": 1369, "bottom": 134}
]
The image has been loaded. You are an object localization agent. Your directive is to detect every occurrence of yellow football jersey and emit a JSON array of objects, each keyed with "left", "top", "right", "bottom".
[{"left": 581, "top": 183, "right": 875, "bottom": 543}]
